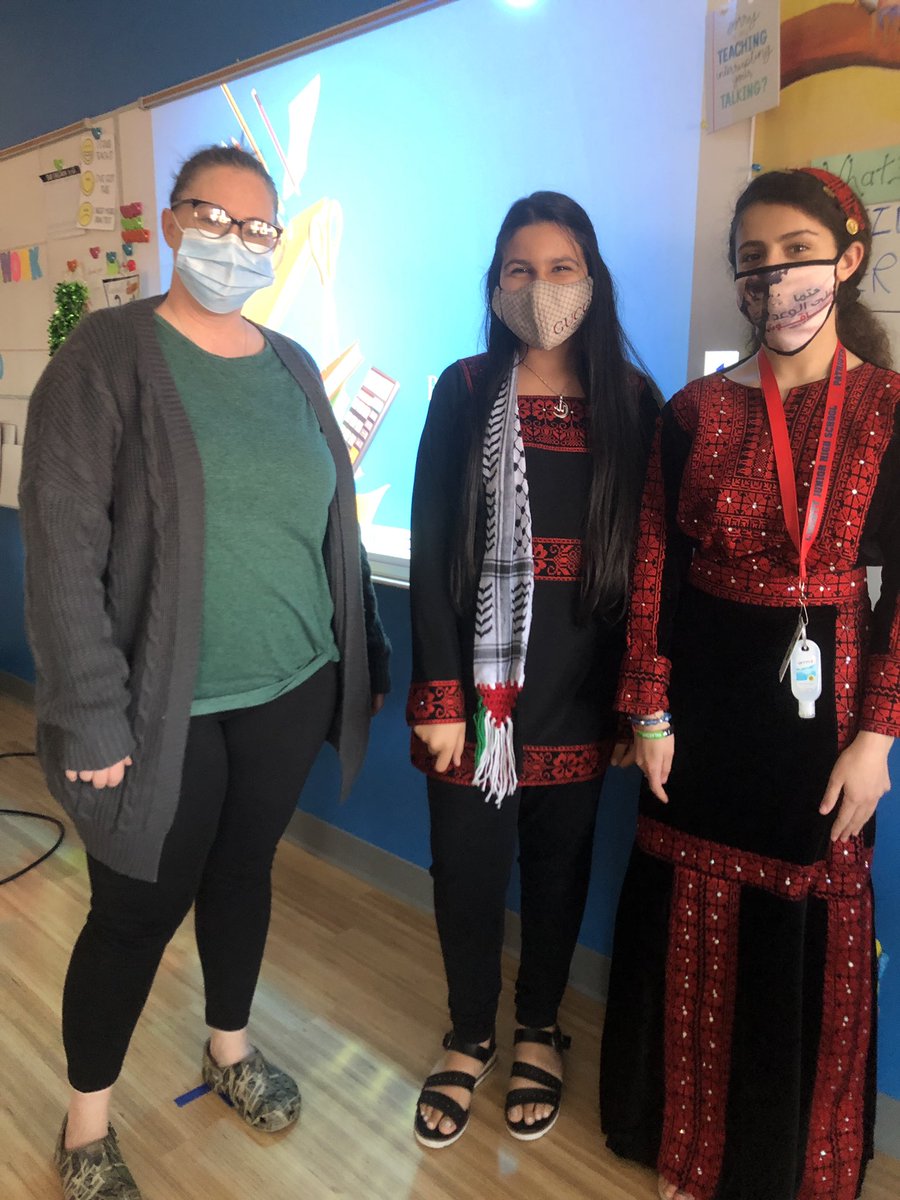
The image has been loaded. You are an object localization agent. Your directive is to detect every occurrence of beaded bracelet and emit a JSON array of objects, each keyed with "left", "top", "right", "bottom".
[
  {"left": 633, "top": 727, "right": 673, "bottom": 740},
  {"left": 629, "top": 712, "right": 672, "bottom": 727}
]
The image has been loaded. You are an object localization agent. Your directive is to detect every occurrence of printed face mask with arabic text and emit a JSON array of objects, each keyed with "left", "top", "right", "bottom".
[{"left": 734, "top": 258, "right": 839, "bottom": 356}]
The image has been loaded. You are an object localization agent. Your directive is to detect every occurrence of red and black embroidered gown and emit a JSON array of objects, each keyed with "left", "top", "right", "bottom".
[
  {"left": 407, "top": 355, "right": 658, "bottom": 787},
  {"left": 600, "top": 363, "right": 900, "bottom": 1200}
]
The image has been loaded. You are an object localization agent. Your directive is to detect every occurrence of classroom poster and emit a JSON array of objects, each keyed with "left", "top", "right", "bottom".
[
  {"left": 864, "top": 198, "right": 900, "bottom": 318},
  {"left": 706, "top": 0, "right": 781, "bottom": 131},
  {"left": 102, "top": 273, "right": 141, "bottom": 307},
  {"left": 38, "top": 140, "right": 85, "bottom": 242},
  {"left": 753, "top": 0, "right": 900, "bottom": 167},
  {"left": 77, "top": 126, "right": 118, "bottom": 232},
  {"left": 811, "top": 142, "right": 900, "bottom": 205},
  {"left": 752, "top": 1, "right": 900, "bottom": 354}
]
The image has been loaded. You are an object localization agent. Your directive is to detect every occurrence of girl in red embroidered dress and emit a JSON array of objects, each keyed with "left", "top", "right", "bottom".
[
  {"left": 408, "top": 192, "right": 658, "bottom": 1149},
  {"left": 600, "top": 170, "right": 899, "bottom": 1200}
]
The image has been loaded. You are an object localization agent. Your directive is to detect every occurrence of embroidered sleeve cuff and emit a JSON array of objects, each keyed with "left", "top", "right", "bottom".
[
  {"left": 859, "top": 655, "right": 900, "bottom": 738},
  {"left": 406, "top": 679, "right": 467, "bottom": 726},
  {"left": 615, "top": 652, "right": 672, "bottom": 717}
]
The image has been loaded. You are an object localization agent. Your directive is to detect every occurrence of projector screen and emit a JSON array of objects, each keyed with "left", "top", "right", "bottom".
[{"left": 152, "top": 0, "right": 707, "bottom": 582}]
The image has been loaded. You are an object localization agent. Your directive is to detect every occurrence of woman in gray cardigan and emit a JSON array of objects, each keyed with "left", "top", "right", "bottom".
[{"left": 19, "top": 145, "right": 390, "bottom": 1200}]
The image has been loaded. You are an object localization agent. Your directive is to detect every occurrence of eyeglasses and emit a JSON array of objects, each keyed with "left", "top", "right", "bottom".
[{"left": 172, "top": 198, "right": 282, "bottom": 254}]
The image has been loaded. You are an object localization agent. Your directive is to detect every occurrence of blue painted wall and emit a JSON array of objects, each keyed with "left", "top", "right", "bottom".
[
  {"left": 1, "top": 0, "right": 899, "bottom": 1103},
  {"left": 0, "top": 0, "right": 401, "bottom": 150}
]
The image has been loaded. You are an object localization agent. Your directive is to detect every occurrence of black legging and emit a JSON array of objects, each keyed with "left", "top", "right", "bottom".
[
  {"left": 427, "top": 775, "right": 602, "bottom": 1044},
  {"left": 63, "top": 663, "right": 338, "bottom": 1093}
]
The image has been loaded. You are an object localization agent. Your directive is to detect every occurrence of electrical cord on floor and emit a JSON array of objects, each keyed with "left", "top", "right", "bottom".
[{"left": 0, "top": 750, "right": 65, "bottom": 885}]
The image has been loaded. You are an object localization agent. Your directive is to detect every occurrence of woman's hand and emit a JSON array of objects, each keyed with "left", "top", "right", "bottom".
[
  {"left": 820, "top": 730, "right": 893, "bottom": 842},
  {"left": 413, "top": 722, "right": 466, "bottom": 773},
  {"left": 65, "top": 756, "right": 133, "bottom": 789},
  {"left": 372, "top": 693, "right": 386, "bottom": 716}
]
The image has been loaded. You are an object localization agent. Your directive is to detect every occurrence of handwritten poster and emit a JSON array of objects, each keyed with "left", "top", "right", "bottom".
[
  {"left": 102, "top": 273, "right": 141, "bottom": 307},
  {"left": 77, "top": 127, "right": 118, "bottom": 231},
  {"left": 0, "top": 244, "right": 43, "bottom": 284},
  {"left": 811, "top": 144, "right": 900, "bottom": 207},
  {"left": 707, "top": 0, "right": 781, "bottom": 132},
  {"left": 38, "top": 139, "right": 85, "bottom": 241},
  {"left": 43, "top": 171, "right": 84, "bottom": 241},
  {"left": 866, "top": 199, "right": 900, "bottom": 314}
]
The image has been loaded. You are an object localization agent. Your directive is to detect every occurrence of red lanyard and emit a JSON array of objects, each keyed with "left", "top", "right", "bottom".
[{"left": 757, "top": 344, "right": 848, "bottom": 593}]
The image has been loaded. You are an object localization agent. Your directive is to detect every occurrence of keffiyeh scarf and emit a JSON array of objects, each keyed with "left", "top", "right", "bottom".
[{"left": 472, "top": 363, "right": 534, "bottom": 805}]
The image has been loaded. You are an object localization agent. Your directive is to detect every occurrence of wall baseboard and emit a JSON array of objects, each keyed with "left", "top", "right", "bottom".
[
  {"left": 285, "top": 809, "right": 900, "bottom": 1160},
  {"left": 0, "top": 670, "right": 34, "bottom": 705},
  {"left": 877, "top": 1095, "right": 900, "bottom": 1161}
]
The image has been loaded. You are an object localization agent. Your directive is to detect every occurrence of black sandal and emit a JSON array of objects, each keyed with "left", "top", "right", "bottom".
[
  {"left": 505, "top": 1025, "right": 571, "bottom": 1141},
  {"left": 414, "top": 1030, "right": 497, "bottom": 1149}
]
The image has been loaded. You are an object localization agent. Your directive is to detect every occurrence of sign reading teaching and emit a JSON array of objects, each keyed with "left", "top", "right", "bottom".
[{"left": 707, "top": 0, "right": 781, "bottom": 132}]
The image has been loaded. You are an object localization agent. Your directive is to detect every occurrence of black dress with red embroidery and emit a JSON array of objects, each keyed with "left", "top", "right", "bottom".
[
  {"left": 600, "top": 364, "right": 900, "bottom": 1200},
  {"left": 407, "top": 354, "right": 658, "bottom": 787}
]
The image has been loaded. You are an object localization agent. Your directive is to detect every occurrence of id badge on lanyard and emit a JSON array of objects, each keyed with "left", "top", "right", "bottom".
[{"left": 758, "top": 345, "right": 848, "bottom": 718}]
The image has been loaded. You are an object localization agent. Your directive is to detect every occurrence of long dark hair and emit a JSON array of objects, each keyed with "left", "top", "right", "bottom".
[
  {"left": 450, "top": 191, "right": 653, "bottom": 622},
  {"left": 169, "top": 145, "right": 278, "bottom": 211},
  {"left": 728, "top": 170, "right": 892, "bottom": 368}
]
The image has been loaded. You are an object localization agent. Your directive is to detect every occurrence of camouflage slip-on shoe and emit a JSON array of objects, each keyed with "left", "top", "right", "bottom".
[
  {"left": 201, "top": 1041, "right": 301, "bottom": 1131},
  {"left": 54, "top": 1119, "right": 142, "bottom": 1200}
]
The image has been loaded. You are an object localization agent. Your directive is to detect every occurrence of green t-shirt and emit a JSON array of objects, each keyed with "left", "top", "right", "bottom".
[{"left": 155, "top": 315, "right": 339, "bottom": 715}]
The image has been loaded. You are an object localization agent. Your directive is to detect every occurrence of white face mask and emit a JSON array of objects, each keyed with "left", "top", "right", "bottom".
[
  {"left": 491, "top": 276, "right": 593, "bottom": 350},
  {"left": 734, "top": 258, "right": 838, "bottom": 356}
]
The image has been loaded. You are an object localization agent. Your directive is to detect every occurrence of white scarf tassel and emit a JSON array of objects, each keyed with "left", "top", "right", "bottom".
[{"left": 472, "top": 715, "right": 518, "bottom": 807}]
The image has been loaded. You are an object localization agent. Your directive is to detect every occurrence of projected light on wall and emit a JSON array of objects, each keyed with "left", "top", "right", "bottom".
[{"left": 152, "top": 0, "right": 706, "bottom": 581}]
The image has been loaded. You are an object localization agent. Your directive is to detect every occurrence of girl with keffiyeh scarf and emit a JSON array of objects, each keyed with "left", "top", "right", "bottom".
[{"left": 408, "top": 192, "right": 658, "bottom": 1150}]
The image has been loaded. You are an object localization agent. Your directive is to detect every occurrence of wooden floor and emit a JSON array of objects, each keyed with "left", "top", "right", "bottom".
[{"left": 1, "top": 694, "right": 899, "bottom": 1200}]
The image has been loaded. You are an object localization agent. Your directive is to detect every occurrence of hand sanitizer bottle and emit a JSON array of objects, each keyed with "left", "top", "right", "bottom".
[{"left": 790, "top": 638, "right": 822, "bottom": 719}]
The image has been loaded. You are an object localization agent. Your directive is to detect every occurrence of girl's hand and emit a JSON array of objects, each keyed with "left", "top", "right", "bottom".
[
  {"left": 65, "top": 755, "right": 133, "bottom": 789},
  {"left": 820, "top": 730, "right": 893, "bottom": 842},
  {"left": 635, "top": 735, "right": 675, "bottom": 803},
  {"left": 631, "top": 713, "right": 674, "bottom": 803},
  {"left": 413, "top": 722, "right": 466, "bottom": 773},
  {"left": 628, "top": 705, "right": 676, "bottom": 801}
]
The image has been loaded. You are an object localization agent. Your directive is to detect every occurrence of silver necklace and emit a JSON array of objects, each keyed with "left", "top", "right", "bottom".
[{"left": 521, "top": 360, "right": 570, "bottom": 419}]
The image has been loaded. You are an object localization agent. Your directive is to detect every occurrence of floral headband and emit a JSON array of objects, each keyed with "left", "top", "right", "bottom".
[{"left": 795, "top": 167, "right": 867, "bottom": 237}]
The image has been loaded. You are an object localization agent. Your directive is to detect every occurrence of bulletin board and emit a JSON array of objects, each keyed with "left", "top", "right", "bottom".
[{"left": 0, "top": 106, "right": 160, "bottom": 508}]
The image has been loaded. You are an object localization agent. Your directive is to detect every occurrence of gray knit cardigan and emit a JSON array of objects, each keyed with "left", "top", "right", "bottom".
[{"left": 19, "top": 297, "right": 390, "bottom": 882}]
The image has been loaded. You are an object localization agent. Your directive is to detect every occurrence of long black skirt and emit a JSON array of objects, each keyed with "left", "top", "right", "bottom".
[{"left": 600, "top": 585, "right": 877, "bottom": 1200}]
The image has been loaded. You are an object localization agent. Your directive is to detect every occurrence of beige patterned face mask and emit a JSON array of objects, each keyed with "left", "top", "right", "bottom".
[{"left": 492, "top": 276, "right": 593, "bottom": 350}]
